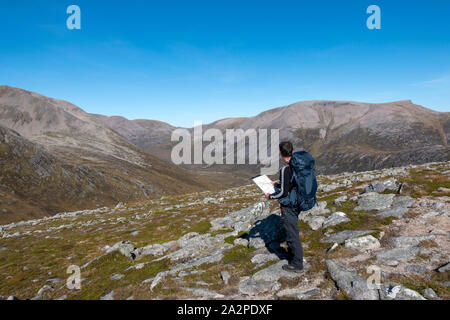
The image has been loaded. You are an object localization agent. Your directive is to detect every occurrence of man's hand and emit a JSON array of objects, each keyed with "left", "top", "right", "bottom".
[
  {"left": 265, "top": 193, "right": 270, "bottom": 200},
  {"left": 270, "top": 181, "right": 277, "bottom": 185}
]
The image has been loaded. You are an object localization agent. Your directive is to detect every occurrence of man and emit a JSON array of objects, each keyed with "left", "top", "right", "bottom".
[{"left": 265, "top": 141, "right": 304, "bottom": 272}]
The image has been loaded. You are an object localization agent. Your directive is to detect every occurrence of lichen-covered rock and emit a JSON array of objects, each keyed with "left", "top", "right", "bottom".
[
  {"left": 325, "top": 260, "right": 378, "bottom": 300},
  {"left": 303, "top": 215, "right": 326, "bottom": 230},
  {"left": 344, "top": 235, "right": 380, "bottom": 251},
  {"left": 423, "top": 288, "right": 439, "bottom": 299},
  {"left": 251, "top": 253, "right": 279, "bottom": 265},
  {"left": 299, "top": 201, "right": 330, "bottom": 220},
  {"left": 379, "top": 282, "right": 426, "bottom": 300},
  {"left": 387, "top": 235, "right": 435, "bottom": 248},
  {"left": 375, "top": 247, "right": 420, "bottom": 265},
  {"left": 275, "top": 288, "right": 319, "bottom": 300},
  {"left": 438, "top": 262, "right": 450, "bottom": 273},
  {"left": 107, "top": 240, "right": 137, "bottom": 259},
  {"left": 322, "top": 212, "right": 350, "bottom": 229},
  {"left": 220, "top": 271, "right": 231, "bottom": 285},
  {"left": 135, "top": 241, "right": 174, "bottom": 257},
  {"left": 100, "top": 290, "right": 115, "bottom": 300},
  {"left": 184, "top": 287, "right": 225, "bottom": 299},
  {"left": 252, "top": 260, "right": 307, "bottom": 282},
  {"left": 377, "top": 196, "right": 415, "bottom": 218},
  {"left": 238, "top": 277, "right": 281, "bottom": 296},
  {"left": 321, "top": 230, "right": 375, "bottom": 244},
  {"left": 365, "top": 178, "right": 398, "bottom": 193},
  {"left": 355, "top": 193, "right": 395, "bottom": 211},
  {"left": 333, "top": 195, "right": 348, "bottom": 206}
]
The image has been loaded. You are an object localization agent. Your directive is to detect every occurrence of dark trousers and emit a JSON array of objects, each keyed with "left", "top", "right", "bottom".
[{"left": 281, "top": 206, "right": 303, "bottom": 268}]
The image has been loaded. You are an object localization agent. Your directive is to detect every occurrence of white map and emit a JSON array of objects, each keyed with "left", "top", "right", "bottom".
[{"left": 252, "top": 175, "right": 275, "bottom": 194}]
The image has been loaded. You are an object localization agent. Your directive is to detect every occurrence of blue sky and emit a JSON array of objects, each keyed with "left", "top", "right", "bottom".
[{"left": 1, "top": 0, "right": 449, "bottom": 127}]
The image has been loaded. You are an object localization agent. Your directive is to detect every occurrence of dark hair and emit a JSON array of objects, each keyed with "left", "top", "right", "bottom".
[{"left": 279, "top": 141, "right": 293, "bottom": 157}]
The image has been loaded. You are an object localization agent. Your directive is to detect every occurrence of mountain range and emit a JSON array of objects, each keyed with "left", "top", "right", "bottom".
[{"left": 0, "top": 85, "right": 449, "bottom": 222}]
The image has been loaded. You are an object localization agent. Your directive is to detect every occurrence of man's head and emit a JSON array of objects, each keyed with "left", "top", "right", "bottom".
[{"left": 279, "top": 141, "right": 293, "bottom": 163}]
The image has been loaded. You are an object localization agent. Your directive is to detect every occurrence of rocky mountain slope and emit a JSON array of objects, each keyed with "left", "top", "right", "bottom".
[
  {"left": 89, "top": 99, "right": 450, "bottom": 176},
  {"left": 0, "top": 86, "right": 242, "bottom": 223},
  {"left": 0, "top": 161, "right": 448, "bottom": 300}
]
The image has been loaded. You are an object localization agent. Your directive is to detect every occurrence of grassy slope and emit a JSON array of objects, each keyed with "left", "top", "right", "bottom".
[{"left": 0, "top": 162, "right": 448, "bottom": 300}]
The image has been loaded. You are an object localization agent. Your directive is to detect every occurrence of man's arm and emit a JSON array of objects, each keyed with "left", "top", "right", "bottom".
[{"left": 267, "top": 166, "right": 290, "bottom": 200}]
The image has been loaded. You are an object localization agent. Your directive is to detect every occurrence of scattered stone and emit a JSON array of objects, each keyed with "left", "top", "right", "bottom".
[
  {"left": 333, "top": 195, "right": 348, "bottom": 206},
  {"left": 437, "top": 187, "right": 450, "bottom": 193},
  {"left": 275, "top": 288, "right": 319, "bottom": 300},
  {"left": 355, "top": 193, "right": 395, "bottom": 211},
  {"left": 238, "top": 276, "right": 281, "bottom": 296},
  {"left": 423, "top": 288, "right": 439, "bottom": 299},
  {"left": 420, "top": 211, "right": 439, "bottom": 219},
  {"left": 210, "top": 217, "right": 234, "bottom": 231},
  {"left": 365, "top": 178, "right": 398, "bottom": 194},
  {"left": 320, "top": 183, "right": 342, "bottom": 193},
  {"left": 100, "top": 290, "right": 115, "bottom": 300},
  {"left": 184, "top": 287, "right": 224, "bottom": 299},
  {"left": 252, "top": 260, "right": 307, "bottom": 282},
  {"left": 233, "top": 238, "right": 248, "bottom": 247},
  {"left": 32, "top": 285, "right": 54, "bottom": 300},
  {"left": 375, "top": 247, "right": 420, "bottom": 265},
  {"left": 304, "top": 215, "right": 325, "bottom": 230},
  {"left": 321, "top": 230, "right": 375, "bottom": 244},
  {"left": 135, "top": 242, "right": 173, "bottom": 257},
  {"left": 107, "top": 240, "right": 137, "bottom": 260},
  {"left": 326, "top": 243, "right": 339, "bottom": 253},
  {"left": 404, "top": 264, "right": 429, "bottom": 274},
  {"left": 344, "top": 235, "right": 380, "bottom": 251},
  {"left": 248, "top": 237, "right": 266, "bottom": 249},
  {"left": 300, "top": 201, "right": 330, "bottom": 218},
  {"left": 251, "top": 253, "right": 279, "bottom": 265},
  {"left": 196, "top": 281, "right": 212, "bottom": 286},
  {"left": 322, "top": 212, "right": 350, "bottom": 228},
  {"left": 110, "top": 274, "right": 124, "bottom": 281},
  {"left": 220, "top": 271, "right": 231, "bottom": 285},
  {"left": 379, "top": 282, "right": 426, "bottom": 300},
  {"left": 46, "top": 278, "right": 63, "bottom": 284},
  {"left": 114, "top": 202, "right": 124, "bottom": 210},
  {"left": 325, "top": 260, "right": 378, "bottom": 300},
  {"left": 437, "top": 263, "right": 450, "bottom": 273},
  {"left": 234, "top": 221, "right": 251, "bottom": 233},
  {"left": 387, "top": 235, "right": 435, "bottom": 248}
]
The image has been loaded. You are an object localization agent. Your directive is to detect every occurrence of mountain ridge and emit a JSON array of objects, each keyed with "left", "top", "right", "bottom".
[{"left": 1, "top": 85, "right": 449, "bottom": 223}]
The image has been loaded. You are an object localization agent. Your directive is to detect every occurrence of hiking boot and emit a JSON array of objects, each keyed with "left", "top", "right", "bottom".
[{"left": 282, "top": 264, "right": 304, "bottom": 273}]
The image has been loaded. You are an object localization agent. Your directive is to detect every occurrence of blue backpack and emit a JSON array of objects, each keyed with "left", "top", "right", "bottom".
[{"left": 289, "top": 151, "right": 317, "bottom": 212}]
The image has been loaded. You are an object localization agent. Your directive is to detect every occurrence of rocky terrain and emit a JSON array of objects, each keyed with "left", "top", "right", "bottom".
[{"left": 0, "top": 161, "right": 448, "bottom": 300}]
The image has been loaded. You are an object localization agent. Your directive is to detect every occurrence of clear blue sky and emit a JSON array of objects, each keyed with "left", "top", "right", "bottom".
[{"left": 1, "top": 0, "right": 449, "bottom": 127}]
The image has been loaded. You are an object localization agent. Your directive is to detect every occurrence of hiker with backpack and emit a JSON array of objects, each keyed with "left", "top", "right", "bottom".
[{"left": 265, "top": 141, "right": 317, "bottom": 273}]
